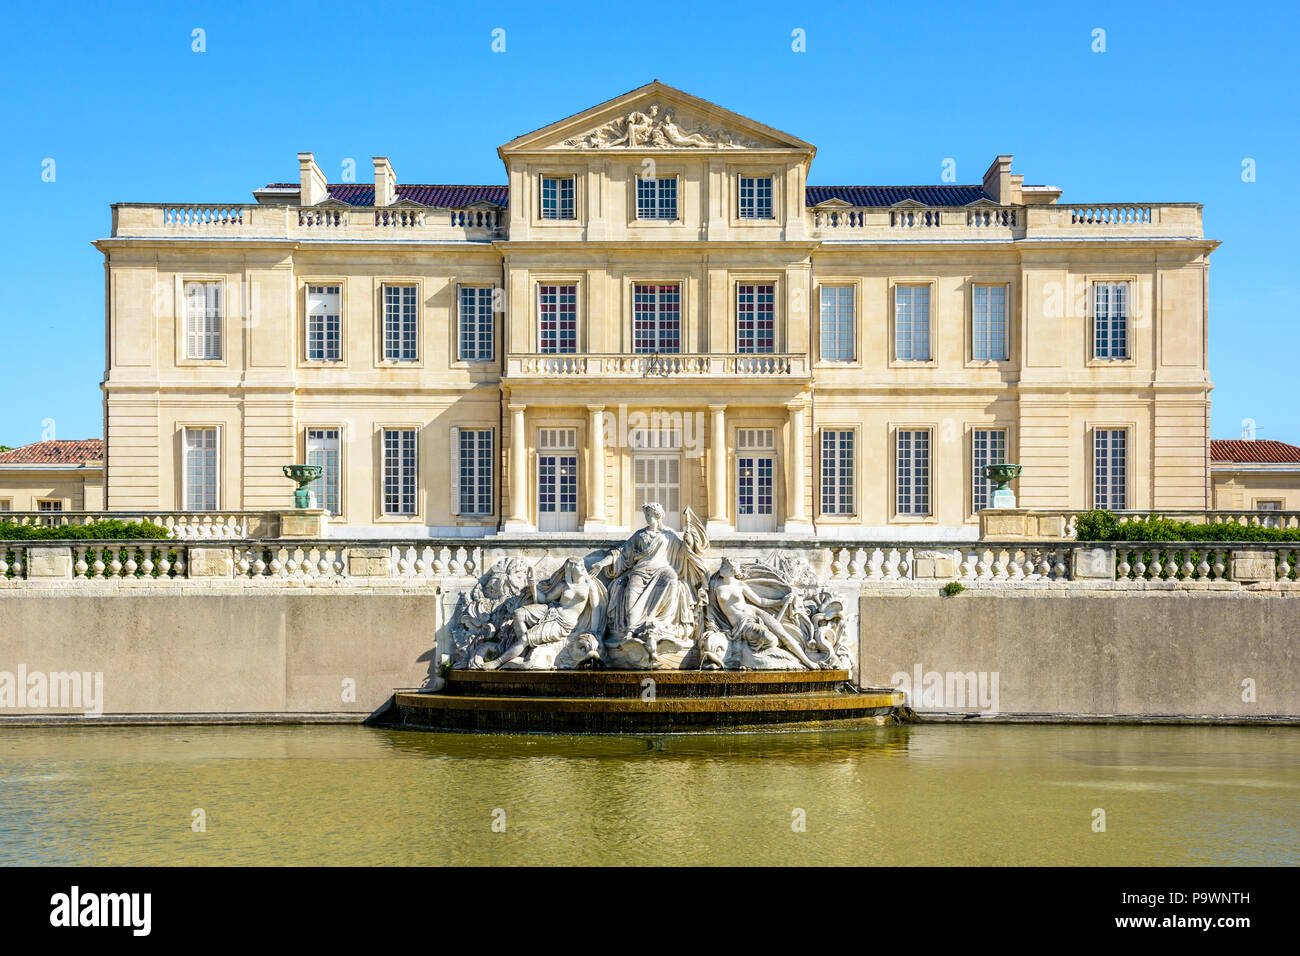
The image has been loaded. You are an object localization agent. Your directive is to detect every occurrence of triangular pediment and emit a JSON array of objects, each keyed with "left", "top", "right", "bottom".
[
  {"left": 500, "top": 81, "right": 814, "bottom": 154},
  {"left": 891, "top": 198, "right": 927, "bottom": 208}
]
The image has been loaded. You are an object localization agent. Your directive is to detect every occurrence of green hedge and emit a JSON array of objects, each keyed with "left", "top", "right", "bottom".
[
  {"left": 0, "top": 519, "right": 170, "bottom": 541},
  {"left": 1075, "top": 509, "right": 1300, "bottom": 543}
]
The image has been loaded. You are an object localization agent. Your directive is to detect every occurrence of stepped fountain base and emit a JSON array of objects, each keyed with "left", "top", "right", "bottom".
[{"left": 375, "top": 670, "right": 904, "bottom": 734}]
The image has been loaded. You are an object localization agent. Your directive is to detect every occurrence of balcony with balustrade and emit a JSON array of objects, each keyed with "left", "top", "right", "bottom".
[{"left": 504, "top": 351, "right": 809, "bottom": 382}]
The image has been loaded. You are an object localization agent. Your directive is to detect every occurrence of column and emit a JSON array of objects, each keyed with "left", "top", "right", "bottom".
[
  {"left": 503, "top": 403, "right": 532, "bottom": 531},
  {"left": 583, "top": 404, "right": 607, "bottom": 532},
  {"left": 784, "top": 401, "right": 813, "bottom": 534},
  {"left": 707, "top": 403, "right": 731, "bottom": 535}
]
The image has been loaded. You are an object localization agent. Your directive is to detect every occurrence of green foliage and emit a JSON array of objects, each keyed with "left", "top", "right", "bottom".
[
  {"left": 1073, "top": 509, "right": 1118, "bottom": 541},
  {"left": 0, "top": 519, "right": 170, "bottom": 541},
  {"left": 942, "top": 581, "right": 966, "bottom": 597},
  {"left": 1076, "top": 509, "right": 1300, "bottom": 542}
]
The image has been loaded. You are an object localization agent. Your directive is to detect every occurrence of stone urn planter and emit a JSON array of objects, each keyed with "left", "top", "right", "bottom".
[
  {"left": 983, "top": 462, "right": 1022, "bottom": 509},
  {"left": 282, "top": 463, "right": 323, "bottom": 510}
]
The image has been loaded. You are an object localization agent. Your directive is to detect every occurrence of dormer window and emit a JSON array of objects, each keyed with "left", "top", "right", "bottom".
[
  {"left": 636, "top": 177, "right": 677, "bottom": 220},
  {"left": 739, "top": 176, "right": 773, "bottom": 219},
  {"left": 540, "top": 175, "right": 575, "bottom": 219}
]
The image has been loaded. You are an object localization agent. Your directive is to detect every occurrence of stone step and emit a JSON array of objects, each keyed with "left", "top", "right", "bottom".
[
  {"left": 442, "top": 668, "right": 856, "bottom": 699},
  {"left": 387, "top": 686, "right": 903, "bottom": 733}
]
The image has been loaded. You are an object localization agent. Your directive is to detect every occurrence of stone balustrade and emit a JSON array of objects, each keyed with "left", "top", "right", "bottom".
[
  {"left": 809, "top": 202, "right": 1201, "bottom": 241},
  {"left": 161, "top": 204, "right": 246, "bottom": 227},
  {"left": 113, "top": 204, "right": 506, "bottom": 241},
  {"left": 449, "top": 207, "right": 503, "bottom": 230},
  {"left": 1068, "top": 205, "right": 1151, "bottom": 225},
  {"left": 4, "top": 537, "right": 1296, "bottom": 589},
  {"left": 0, "top": 510, "right": 278, "bottom": 539},
  {"left": 123, "top": 201, "right": 1198, "bottom": 244},
  {"left": 373, "top": 208, "right": 425, "bottom": 228},
  {"left": 506, "top": 352, "right": 808, "bottom": 379}
]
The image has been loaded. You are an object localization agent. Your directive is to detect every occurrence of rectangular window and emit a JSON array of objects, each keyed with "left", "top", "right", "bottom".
[
  {"left": 382, "top": 285, "right": 418, "bottom": 362},
  {"left": 381, "top": 428, "right": 418, "bottom": 515},
  {"left": 306, "top": 427, "right": 341, "bottom": 516},
  {"left": 184, "top": 280, "right": 222, "bottom": 360},
  {"left": 1094, "top": 282, "right": 1129, "bottom": 359},
  {"left": 895, "top": 285, "right": 931, "bottom": 361},
  {"left": 538, "top": 284, "right": 577, "bottom": 354},
  {"left": 636, "top": 176, "right": 677, "bottom": 220},
  {"left": 633, "top": 284, "right": 681, "bottom": 353},
  {"left": 306, "top": 285, "right": 341, "bottom": 362},
  {"left": 36, "top": 499, "right": 62, "bottom": 525},
  {"left": 972, "top": 285, "right": 1008, "bottom": 361},
  {"left": 1094, "top": 428, "right": 1127, "bottom": 510},
  {"left": 540, "top": 176, "right": 575, "bottom": 219},
  {"left": 820, "top": 430, "right": 854, "bottom": 515},
  {"left": 972, "top": 428, "right": 1008, "bottom": 513},
  {"left": 183, "top": 426, "right": 218, "bottom": 511},
  {"left": 0, "top": 500, "right": 11, "bottom": 512},
  {"left": 736, "top": 283, "right": 776, "bottom": 353},
  {"left": 896, "top": 429, "right": 931, "bottom": 516},
  {"left": 738, "top": 176, "right": 773, "bottom": 219},
  {"left": 820, "top": 286, "right": 855, "bottom": 362},
  {"left": 1257, "top": 500, "right": 1283, "bottom": 528},
  {"left": 458, "top": 286, "right": 495, "bottom": 361},
  {"left": 458, "top": 429, "right": 493, "bottom": 516}
]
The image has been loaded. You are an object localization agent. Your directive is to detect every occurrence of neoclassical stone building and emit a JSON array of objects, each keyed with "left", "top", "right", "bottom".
[{"left": 96, "top": 81, "right": 1216, "bottom": 539}]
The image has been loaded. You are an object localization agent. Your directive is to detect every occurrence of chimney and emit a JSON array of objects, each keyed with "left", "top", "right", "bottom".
[
  {"left": 982, "top": 155, "right": 1021, "bottom": 205},
  {"left": 298, "top": 152, "right": 328, "bottom": 205},
  {"left": 374, "top": 157, "right": 397, "bottom": 207}
]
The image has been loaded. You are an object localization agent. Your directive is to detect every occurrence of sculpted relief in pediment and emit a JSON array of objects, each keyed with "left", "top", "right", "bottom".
[{"left": 560, "top": 103, "right": 763, "bottom": 149}]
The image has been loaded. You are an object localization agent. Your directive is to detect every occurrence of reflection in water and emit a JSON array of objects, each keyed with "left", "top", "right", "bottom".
[{"left": 0, "top": 724, "right": 1295, "bottom": 865}]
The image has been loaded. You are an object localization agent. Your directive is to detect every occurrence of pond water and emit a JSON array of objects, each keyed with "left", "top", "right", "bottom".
[{"left": 1, "top": 724, "right": 1296, "bottom": 865}]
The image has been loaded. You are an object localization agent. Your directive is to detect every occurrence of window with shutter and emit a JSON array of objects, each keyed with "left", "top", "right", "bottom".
[{"left": 184, "top": 281, "right": 222, "bottom": 360}]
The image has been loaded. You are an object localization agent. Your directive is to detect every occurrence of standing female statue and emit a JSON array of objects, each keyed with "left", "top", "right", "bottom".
[{"left": 592, "top": 503, "right": 709, "bottom": 667}]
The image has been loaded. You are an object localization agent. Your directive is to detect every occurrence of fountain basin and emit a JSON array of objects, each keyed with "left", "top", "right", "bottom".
[{"left": 374, "top": 669, "right": 904, "bottom": 733}]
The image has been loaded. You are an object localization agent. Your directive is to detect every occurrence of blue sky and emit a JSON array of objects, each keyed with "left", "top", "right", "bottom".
[{"left": 1, "top": 0, "right": 1296, "bottom": 446}]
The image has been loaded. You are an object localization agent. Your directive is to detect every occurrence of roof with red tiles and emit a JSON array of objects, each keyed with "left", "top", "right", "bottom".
[
  {"left": 0, "top": 439, "right": 104, "bottom": 465},
  {"left": 1210, "top": 439, "right": 1300, "bottom": 464}
]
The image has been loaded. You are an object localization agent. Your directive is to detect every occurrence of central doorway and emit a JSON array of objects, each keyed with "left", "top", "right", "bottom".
[{"left": 631, "top": 425, "right": 682, "bottom": 529}]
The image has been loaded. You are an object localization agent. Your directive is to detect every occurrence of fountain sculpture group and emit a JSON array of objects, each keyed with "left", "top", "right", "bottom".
[{"left": 449, "top": 503, "right": 857, "bottom": 673}]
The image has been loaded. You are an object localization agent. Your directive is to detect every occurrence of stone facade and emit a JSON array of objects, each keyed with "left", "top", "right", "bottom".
[{"left": 96, "top": 81, "right": 1216, "bottom": 540}]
